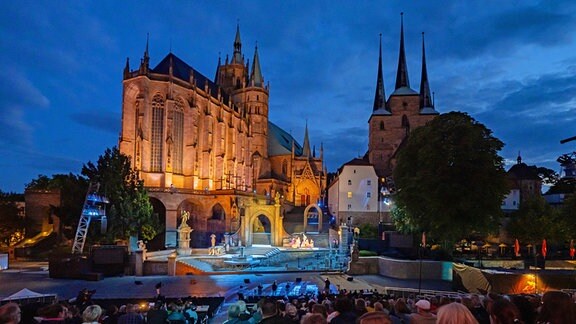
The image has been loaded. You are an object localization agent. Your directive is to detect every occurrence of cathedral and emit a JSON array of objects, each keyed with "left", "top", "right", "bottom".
[
  {"left": 328, "top": 14, "right": 439, "bottom": 226},
  {"left": 119, "top": 26, "right": 326, "bottom": 248}
]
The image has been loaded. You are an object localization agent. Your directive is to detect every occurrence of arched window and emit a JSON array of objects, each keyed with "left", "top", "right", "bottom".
[
  {"left": 401, "top": 115, "right": 410, "bottom": 134},
  {"left": 173, "top": 99, "right": 184, "bottom": 174},
  {"left": 211, "top": 203, "right": 226, "bottom": 220},
  {"left": 379, "top": 121, "right": 385, "bottom": 130},
  {"left": 151, "top": 94, "right": 165, "bottom": 172},
  {"left": 282, "top": 160, "right": 288, "bottom": 175}
]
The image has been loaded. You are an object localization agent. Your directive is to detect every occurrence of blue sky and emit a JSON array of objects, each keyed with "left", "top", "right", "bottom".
[{"left": 1, "top": 1, "right": 576, "bottom": 193}]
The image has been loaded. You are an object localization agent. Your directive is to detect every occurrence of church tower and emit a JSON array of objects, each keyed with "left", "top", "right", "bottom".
[{"left": 367, "top": 13, "right": 439, "bottom": 177}]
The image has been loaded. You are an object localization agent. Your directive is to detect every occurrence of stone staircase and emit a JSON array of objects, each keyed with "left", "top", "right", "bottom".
[{"left": 175, "top": 257, "right": 215, "bottom": 275}]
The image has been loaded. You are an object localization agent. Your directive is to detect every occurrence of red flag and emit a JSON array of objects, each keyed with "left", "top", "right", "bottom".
[
  {"left": 542, "top": 239, "right": 547, "bottom": 259},
  {"left": 421, "top": 232, "right": 426, "bottom": 247},
  {"left": 514, "top": 239, "right": 520, "bottom": 257},
  {"left": 570, "top": 240, "right": 575, "bottom": 259}
]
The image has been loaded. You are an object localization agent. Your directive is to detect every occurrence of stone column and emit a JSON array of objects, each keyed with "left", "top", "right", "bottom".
[
  {"left": 177, "top": 225, "right": 193, "bottom": 256},
  {"left": 167, "top": 253, "right": 177, "bottom": 276},
  {"left": 134, "top": 250, "right": 144, "bottom": 276}
]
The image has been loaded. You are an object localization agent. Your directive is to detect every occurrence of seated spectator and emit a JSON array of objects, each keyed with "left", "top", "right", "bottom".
[
  {"left": 409, "top": 299, "right": 436, "bottom": 324},
  {"left": 437, "top": 302, "right": 478, "bottom": 324},
  {"left": 356, "top": 311, "right": 392, "bottom": 324},
  {"left": 118, "top": 304, "right": 144, "bottom": 324},
  {"left": 283, "top": 303, "right": 299, "bottom": 323},
  {"left": 373, "top": 302, "right": 388, "bottom": 314},
  {"left": 489, "top": 298, "right": 521, "bottom": 324},
  {"left": 536, "top": 291, "right": 574, "bottom": 324},
  {"left": 354, "top": 298, "right": 368, "bottom": 317},
  {"left": 146, "top": 302, "right": 168, "bottom": 324},
  {"left": 327, "top": 297, "right": 357, "bottom": 324},
  {"left": 166, "top": 303, "right": 186, "bottom": 324},
  {"left": 389, "top": 298, "right": 411, "bottom": 324},
  {"left": 183, "top": 302, "right": 198, "bottom": 324},
  {"left": 469, "top": 294, "right": 489, "bottom": 324},
  {"left": 37, "top": 303, "right": 68, "bottom": 324},
  {"left": 301, "top": 313, "right": 327, "bottom": 324},
  {"left": 258, "top": 298, "right": 287, "bottom": 323},
  {"left": 0, "top": 302, "right": 21, "bottom": 324},
  {"left": 81, "top": 305, "right": 102, "bottom": 324},
  {"left": 311, "top": 304, "right": 327, "bottom": 319},
  {"left": 223, "top": 304, "right": 242, "bottom": 324}
]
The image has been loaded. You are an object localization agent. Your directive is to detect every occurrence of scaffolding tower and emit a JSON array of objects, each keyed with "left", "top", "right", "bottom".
[{"left": 71, "top": 182, "right": 109, "bottom": 254}]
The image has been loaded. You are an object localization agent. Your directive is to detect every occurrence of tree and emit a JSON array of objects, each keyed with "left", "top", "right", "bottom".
[
  {"left": 506, "top": 196, "right": 565, "bottom": 252},
  {"left": 392, "top": 112, "right": 508, "bottom": 243},
  {"left": 82, "top": 147, "right": 161, "bottom": 242},
  {"left": 0, "top": 191, "right": 25, "bottom": 246}
]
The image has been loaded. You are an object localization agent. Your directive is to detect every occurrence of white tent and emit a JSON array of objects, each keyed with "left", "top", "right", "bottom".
[{"left": 2, "top": 288, "right": 57, "bottom": 304}]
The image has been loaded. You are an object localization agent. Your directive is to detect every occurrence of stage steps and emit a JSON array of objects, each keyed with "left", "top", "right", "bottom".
[{"left": 176, "top": 258, "right": 214, "bottom": 274}]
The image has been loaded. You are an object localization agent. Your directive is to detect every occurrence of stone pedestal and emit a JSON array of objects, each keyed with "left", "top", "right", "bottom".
[
  {"left": 134, "top": 250, "right": 144, "bottom": 276},
  {"left": 177, "top": 225, "right": 193, "bottom": 256},
  {"left": 167, "top": 253, "right": 177, "bottom": 276}
]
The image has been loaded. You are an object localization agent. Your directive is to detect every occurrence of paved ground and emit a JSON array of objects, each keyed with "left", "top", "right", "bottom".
[{"left": 0, "top": 260, "right": 453, "bottom": 323}]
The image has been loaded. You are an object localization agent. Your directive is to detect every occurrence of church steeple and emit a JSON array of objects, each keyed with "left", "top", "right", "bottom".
[
  {"left": 232, "top": 23, "right": 243, "bottom": 64},
  {"left": 395, "top": 13, "right": 410, "bottom": 90},
  {"left": 250, "top": 44, "right": 264, "bottom": 87},
  {"left": 214, "top": 53, "right": 221, "bottom": 84},
  {"left": 373, "top": 33, "right": 389, "bottom": 114},
  {"left": 302, "top": 121, "right": 311, "bottom": 158},
  {"left": 139, "top": 33, "right": 150, "bottom": 74},
  {"left": 419, "top": 32, "right": 437, "bottom": 114}
]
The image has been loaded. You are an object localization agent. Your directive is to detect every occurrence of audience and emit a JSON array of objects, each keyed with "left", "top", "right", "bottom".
[
  {"left": 0, "top": 303, "right": 21, "bottom": 324},
  {"left": 437, "top": 302, "right": 478, "bottom": 324}
]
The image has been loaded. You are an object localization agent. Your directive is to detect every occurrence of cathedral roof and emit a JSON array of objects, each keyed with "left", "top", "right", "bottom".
[
  {"left": 268, "top": 121, "right": 303, "bottom": 156},
  {"left": 152, "top": 53, "right": 229, "bottom": 103},
  {"left": 507, "top": 163, "right": 541, "bottom": 181}
]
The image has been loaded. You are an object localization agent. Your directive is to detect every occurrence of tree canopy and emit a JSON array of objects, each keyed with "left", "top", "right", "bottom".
[
  {"left": 506, "top": 196, "right": 565, "bottom": 244},
  {"left": 82, "top": 147, "right": 160, "bottom": 241},
  {"left": 392, "top": 111, "right": 508, "bottom": 243}
]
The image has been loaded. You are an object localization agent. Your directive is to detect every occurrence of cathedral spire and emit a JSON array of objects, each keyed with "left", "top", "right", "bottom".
[
  {"left": 123, "top": 57, "right": 130, "bottom": 79},
  {"left": 139, "top": 33, "right": 150, "bottom": 74},
  {"left": 419, "top": 32, "right": 433, "bottom": 109},
  {"left": 302, "top": 121, "right": 311, "bottom": 158},
  {"left": 215, "top": 53, "right": 221, "bottom": 84},
  {"left": 395, "top": 13, "right": 410, "bottom": 90},
  {"left": 232, "top": 22, "right": 243, "bottom": 64},
  {"left": 373, "top": 33, "right": 388, "bottom": 112},
  {"left": 250, "top": 44, "right": 264, "bottom": 87}
]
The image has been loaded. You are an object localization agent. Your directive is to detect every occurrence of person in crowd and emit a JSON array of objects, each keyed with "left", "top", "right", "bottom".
[
  {"left": 327, "top": 297, "right": 357, "bottom": 324},
  {"left": 409, "top": 299, "right": 436, "bottom": 324},
  {"left": 166, "top": 303, "right": 187, "bottom": 324},
  {"left": 373, "top": 302, "right": 388, "bottom": 314},
  {"left": 81, "top": 305, "right": 102, "bottom": 324},
  {"left": 146, "top": 302, "right": 168, "bottom": 324},
  {"left": 183, "top": 301, "right": 198, "bottom": 324},
  {"left": 509, "top": 295, "right": 536, "bottom": 324},
  {"left": 468, "top": 294, "right": 489, "bottom": 324},
  {"left": 354, "top": 298, "right": 368, "bottom": 317},
  {"left": 258, "top": 298, "right": 289, "bottom": 324},
  {"left": 301, "top": 313, "right": 327, "bottom": 324},
  {"left": 0, "top": 303, "right": 21, "bottom": 324},
  {"left": 356, "top": 311, "right": 392, "bottom": 324},
  {"left": 271, "top": 281, "right": 278, "bottom": 296},
  {"left": 117, "top": 304, "right": 144, "bottom": 324},
  {"left": 37, "top": 303, "right": 68, "bottom": 324},
  {"left": 282, "top": 303, "right": 299, "bottom": 323},
  {"left": 389, "top": 298, "right": 411, "bottom": 324},
  {"left": 536, "top": 290, "right": 575, "bottom": 324},
  {"left": 437, "top": 302, "right": 478, "bottom": 324},
  {"left": 223, "top": 304, "right": 243, "bottom": 324},
  {"left": 489, "top": 298, "right": 522, "bottom": 324},
  {"left": 311, "top": 304, "right": 327, "bottom": 319}
]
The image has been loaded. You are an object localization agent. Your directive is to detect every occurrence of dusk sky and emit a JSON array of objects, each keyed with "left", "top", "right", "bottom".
[{"left": 1, "top": 1, "right": 576, "bottom": 193}]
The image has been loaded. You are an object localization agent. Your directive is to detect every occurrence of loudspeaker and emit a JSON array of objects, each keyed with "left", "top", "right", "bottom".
[
  {"left": 295, "top": 277, "right": 302, "bottom": 283},
  {"left": 347, "top": 276, "right": 354, "bottom": 282},
  {"left": 244, "top": 278, "right": 250, "bottom": 284}
]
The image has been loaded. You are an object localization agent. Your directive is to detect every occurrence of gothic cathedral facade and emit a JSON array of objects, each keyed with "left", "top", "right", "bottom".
[{"left": 119, "top": 26, "right": 326, "bottom": 248}]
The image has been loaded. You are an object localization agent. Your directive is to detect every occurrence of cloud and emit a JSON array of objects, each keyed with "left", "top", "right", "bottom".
[{"left": 69, "top": 110, "right": 121, "bottom": 135}]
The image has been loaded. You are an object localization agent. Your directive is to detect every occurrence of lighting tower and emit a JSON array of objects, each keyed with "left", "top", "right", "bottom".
[{"left": 71, "top": 182, "right": 109, "bottom": 254}]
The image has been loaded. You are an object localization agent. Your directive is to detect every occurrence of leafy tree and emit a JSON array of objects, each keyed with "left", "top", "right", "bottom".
[
  {"left": 0, "top": 191, "right": 25, "bottom": 246},
  {"left": 82, "top": 147, "right": 161, "bottom": 241},
  {"left": 392, "top": 112, "right": 508, "bottom": 244},
  {"left": 506, "top": 196, "right": 565, "bottom": 252},
  {"left": 560, "top": 194, "right": 576, "bottom": 239}
]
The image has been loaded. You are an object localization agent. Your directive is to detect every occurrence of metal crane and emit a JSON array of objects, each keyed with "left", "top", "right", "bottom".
[{"left": 71, "top": 182, "right": 109, "bottom": 254}]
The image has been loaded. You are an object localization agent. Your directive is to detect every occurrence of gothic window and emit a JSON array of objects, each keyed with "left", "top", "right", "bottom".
[
  {"left": 151, "top": 94, "right": 165, "bottom": 172},
  {"left": 282, "top": 160, "right": 288, "bottom": 175},
  {"left": 173, "top": 99, "right": 184, "bottom": 174},
  {"left": 211, "top": 203, "right": 225, "bottom": 220},
  {"left": 347, "top": 204, "right": 352, "bottom": 210},
  {"left": 401, "top": 115, "right": 410, "bottom": 128},
  {"left": 380, "top": 121, "right": 385, "bottom": 130},
  {"left": 348, "top": 180, "right": 352, "bottom": 186}
]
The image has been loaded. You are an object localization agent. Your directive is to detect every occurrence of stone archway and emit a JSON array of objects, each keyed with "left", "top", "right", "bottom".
[
  {"left": 241, "top": 199, "right": 283, "bottom": 247},
  {"left": 251, "top": 214, "right": 272, "bottom": 245},
  {"left": 147, "top": 197, "right": 166, "bottom": 251},
  {"left": 303, "top": 204, "right": 323, "bottom": 233}
]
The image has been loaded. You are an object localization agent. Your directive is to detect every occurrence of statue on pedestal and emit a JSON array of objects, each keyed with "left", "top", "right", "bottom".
[
  {"left": 180, "top": 210, "right": 190, "bottom": 228},
  {"left": 177, "top": 210, "right": 193, "bottom": 256}
]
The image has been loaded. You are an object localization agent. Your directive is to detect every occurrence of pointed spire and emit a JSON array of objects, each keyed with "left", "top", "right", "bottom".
[
  {"left": 140, "top": 33, "right": 150, "bottom": 74},
  {"left": 419, "top": 32, "right": 433, "bottom": 109},
  {"left": 395, "top": 13, "right": 410, "bottom": 90},
  {"left": 215, "top": 53, "right": 221, "bottom": 84},
  {"left": 250, "top": 44, "right": 264, "bottom": 87},
  {"left": 302, "top": 121, "right": 311, "bottom": 158},
  {"left": 232, "top": 22, "right": 243, "bottom": 64},
  {"left": 373, "top": 33, "right": 388, "bottom": 112},
  {"left": 123, "top": 57, "right": 130, "bottom": 79},
  {"left": 517, "top": 151, "right": 522, "bottom": 164}
]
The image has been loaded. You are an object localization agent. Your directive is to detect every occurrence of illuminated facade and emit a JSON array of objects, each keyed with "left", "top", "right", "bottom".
[{"left": 119, "top": 26, "right": 325, "bottom": 248}]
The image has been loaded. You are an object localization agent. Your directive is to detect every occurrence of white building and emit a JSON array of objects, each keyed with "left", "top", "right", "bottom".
[{"left": 328, "top": 158, "right": 391, "bottom": 226}]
